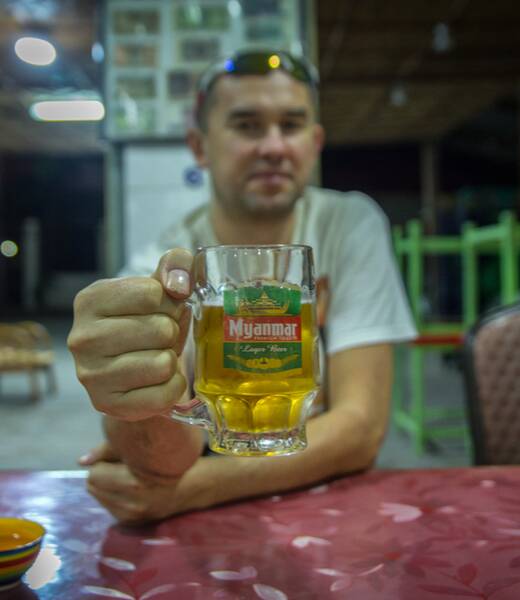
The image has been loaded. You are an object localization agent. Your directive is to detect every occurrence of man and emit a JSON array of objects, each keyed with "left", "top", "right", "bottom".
[{"left": 68, "top": 50, "right": 416, "bottom": 523}]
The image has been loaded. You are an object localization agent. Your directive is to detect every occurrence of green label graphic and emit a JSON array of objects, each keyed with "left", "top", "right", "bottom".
[
  {"left": 223, "top": 285, "right": 301, "bottom": 316},
  {"left": 223, "top": 285, "right": 302, "bottom": 373}
]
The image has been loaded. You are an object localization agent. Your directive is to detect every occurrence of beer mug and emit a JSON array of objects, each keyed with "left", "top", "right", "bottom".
[{"left": 171, "top": 245, "right": 321, "bottom": 456}]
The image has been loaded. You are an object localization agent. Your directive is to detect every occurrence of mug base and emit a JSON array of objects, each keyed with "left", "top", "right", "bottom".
[{"left": 209, "top": 428, "right": 307, "bottom": 457}]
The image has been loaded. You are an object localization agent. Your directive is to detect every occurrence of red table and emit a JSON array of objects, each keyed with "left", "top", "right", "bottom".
[{"left": 2, "top": 467, "right": 520, "bottom": 599}]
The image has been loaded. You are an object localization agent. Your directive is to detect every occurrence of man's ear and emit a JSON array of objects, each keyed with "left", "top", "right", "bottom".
[
  {"left": 186, "top": 127, "right": 208, "bottom": 168},
  {"left": 313, "top": 123, "right": 325, "bottom": 155}
]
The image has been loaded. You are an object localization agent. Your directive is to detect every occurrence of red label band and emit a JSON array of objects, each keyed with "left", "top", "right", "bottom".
[{"left": 224, "top": 316, "right": 301, "bottom": 342}]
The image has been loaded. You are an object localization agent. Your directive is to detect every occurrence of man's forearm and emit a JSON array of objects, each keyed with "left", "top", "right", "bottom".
[
  {"left": 175, "top": 404, "right": 385, "bottom": 512},
  {"left": 104, "top": 415, "right": 205, "bottom": 483},
  {"left": 87, "top": 345, "right": 392, "bottom": 523}
]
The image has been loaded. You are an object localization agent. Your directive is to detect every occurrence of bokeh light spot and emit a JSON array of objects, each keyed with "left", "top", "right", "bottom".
[{"left": 1, "top": 240, "right": 19, "bottom": 257}]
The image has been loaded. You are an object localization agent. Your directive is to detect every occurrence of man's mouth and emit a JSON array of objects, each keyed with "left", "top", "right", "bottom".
[{"left": 248, "top": 172, "right": 292, "bottom": 185}]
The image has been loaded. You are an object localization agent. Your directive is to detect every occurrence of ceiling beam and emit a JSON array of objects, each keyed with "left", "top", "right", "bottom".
[{"left": 322, "top": 71, "right": 520, "bottom": 84}]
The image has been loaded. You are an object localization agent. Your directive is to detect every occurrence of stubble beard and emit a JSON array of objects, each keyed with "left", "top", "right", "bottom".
[
  {"left": 247, "top": 184, "right": 303, "bottom": 213},
  {"left": 214, "top": 180, "right": 304, "bottom": 221}
]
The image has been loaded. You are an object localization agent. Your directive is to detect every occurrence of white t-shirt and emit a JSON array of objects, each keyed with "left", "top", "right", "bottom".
[{"left": 122, "top": 186, "right": 417, "bottom": 356}]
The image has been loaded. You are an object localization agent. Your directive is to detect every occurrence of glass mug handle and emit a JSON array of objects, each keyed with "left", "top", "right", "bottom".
[
  {"left": 168, "top": 397, "right": 213, "bottom": 430},
  {"left": 166, "top": 291, "right": 214, "bottom": 431}
]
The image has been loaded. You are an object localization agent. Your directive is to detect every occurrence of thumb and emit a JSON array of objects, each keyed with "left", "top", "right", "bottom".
[
  {"left": 153, "top": 248, "right": 194, "bottom": 301},
  {"left": 78, "top": 442, "right": 120, "bottom": 466},
  {"left": 153, "top": 248, "right": 194, "bottom": 355}
]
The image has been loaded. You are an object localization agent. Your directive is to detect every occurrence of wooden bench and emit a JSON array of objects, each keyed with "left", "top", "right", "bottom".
[{"left": 0, "top": 322, "right": 57, "bottom": 401}]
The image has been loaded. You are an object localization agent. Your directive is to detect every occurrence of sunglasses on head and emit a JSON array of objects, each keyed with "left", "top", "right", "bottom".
[
  {"left": 198, "top": 50, "right": 319, "bottom": 93},
  {"left": 195, "top": 50, "right": 319, "bottom": 126}
]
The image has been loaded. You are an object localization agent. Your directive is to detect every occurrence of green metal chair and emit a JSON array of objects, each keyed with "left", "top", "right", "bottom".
[
  {"left": 393, "top": 211, "right": 520, "bottom": 454},
  {"left": 393, "top": 220, "right": 467, "bottom": 453}
]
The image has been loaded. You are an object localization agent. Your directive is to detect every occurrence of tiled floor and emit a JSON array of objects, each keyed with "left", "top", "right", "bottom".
[
  {"left": 0, "top": 316, "right": 104, "bottom": 470},
  {"left": 0, "top": 316, "right": 470, "bottom": 470}
]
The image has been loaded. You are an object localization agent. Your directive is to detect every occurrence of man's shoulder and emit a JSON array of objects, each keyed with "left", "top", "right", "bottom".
[{"left": 305, "top": 186, "right": 387, "bottom": 227}]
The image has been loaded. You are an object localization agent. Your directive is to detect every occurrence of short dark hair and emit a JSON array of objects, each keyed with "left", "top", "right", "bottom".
[{"left": 194, "top": 49, "right": 320, "bottom": 131}]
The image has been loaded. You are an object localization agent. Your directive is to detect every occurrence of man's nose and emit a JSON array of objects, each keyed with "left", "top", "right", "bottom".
[{"left": 257, "top": 125, "right": 288, "bottom": 159}]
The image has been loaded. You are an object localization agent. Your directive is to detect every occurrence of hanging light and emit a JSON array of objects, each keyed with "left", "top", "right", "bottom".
[
  {"left": 432, "top": 23, "right": 453, "bottom": 53},
  {"left": 30, "top": 100, "right": 105, "bottom": 122},
  {"left": 389, "top": 83, "right": 408, "bottom": 107},
  {"left": 15, "top": 36, "right": 56, "bottom": 66}
]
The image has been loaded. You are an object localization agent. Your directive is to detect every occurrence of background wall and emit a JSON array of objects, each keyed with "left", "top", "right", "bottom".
[{"left": 122, "top": 145, "right": 208, "bottom": 264}]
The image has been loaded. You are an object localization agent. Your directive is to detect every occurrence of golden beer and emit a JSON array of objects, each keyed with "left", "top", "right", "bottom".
[
  {"left": 194, "top": 301, "right": 319, "bottom": 446},
  {"left": 169, "top": 245, "right": 319, "bottom": 456}
]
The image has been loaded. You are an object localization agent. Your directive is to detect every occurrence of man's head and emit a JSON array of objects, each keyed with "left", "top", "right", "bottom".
[
  {"left": 187, "top": 50, "right": 324, "bottom": 221},
  {"left": 194, "top": 50, "right": 320, "bottom": 132}
]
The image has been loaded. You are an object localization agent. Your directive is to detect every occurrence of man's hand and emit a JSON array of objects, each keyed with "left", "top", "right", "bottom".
[
  {"left": 80, "top": 443, "right": 180, "bottom": 523},
  {"left": 80, "top": 442, "right": 211, "bottom": 523},
  {"left": 67, "top": 249, "right": 194, "bottom": 421}
]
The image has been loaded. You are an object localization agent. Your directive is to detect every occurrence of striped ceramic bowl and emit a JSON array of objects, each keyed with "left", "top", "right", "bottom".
[{"left": 0, "top": 518, "right": 45, "bottom": 590}]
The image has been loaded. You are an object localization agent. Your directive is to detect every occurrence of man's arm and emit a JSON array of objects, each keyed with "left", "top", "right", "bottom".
[
  {"left": 86, "top": 343, "right": 392, "bottom": 521},
  {"left": 174, "top": 343, "right": 392, "bottom": 504}
]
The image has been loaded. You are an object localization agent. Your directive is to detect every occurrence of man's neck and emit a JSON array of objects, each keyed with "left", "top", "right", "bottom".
[{"left": 210, "top": 203, "right": 297, "bottom": 245}]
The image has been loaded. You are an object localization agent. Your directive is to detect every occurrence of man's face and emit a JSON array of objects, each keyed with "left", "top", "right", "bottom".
[{"left": 193, "top": 71, "right": 324, "bottom": 218}]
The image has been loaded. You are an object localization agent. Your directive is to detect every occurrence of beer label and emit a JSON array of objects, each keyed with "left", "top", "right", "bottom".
[{"left": 223, "top": 285, "right": 302, "bottom": 373}]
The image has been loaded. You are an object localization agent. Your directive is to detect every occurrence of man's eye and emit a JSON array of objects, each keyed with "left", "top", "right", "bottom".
[
  {"left": 282, "top": 121, "right": 304, "bottom": 133},
  {"left": 234, "top": 121, "right": 260, "bottom": 133}
]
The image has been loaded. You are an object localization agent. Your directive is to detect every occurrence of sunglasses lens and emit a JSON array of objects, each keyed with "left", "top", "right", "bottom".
[{"left": 210, "top": 52, "right": 315, "bottom": 87}]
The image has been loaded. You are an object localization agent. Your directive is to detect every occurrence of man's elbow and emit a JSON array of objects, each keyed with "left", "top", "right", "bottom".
[{"left": 337, "top": 414, "right": 387, "bottom": 474}]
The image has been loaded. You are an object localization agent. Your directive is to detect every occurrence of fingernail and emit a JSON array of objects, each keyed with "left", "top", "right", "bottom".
[
  {"left": 78, "top": 453, "right": 94, "bottom": 466},
  {"left": 166, "top": 269, "right": 190, "bottom": 295}
]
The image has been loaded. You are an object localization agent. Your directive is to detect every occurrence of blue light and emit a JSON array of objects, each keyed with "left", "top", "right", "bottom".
[{"left": 224, "top": 59, "right": 235, "bottom": 72}]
